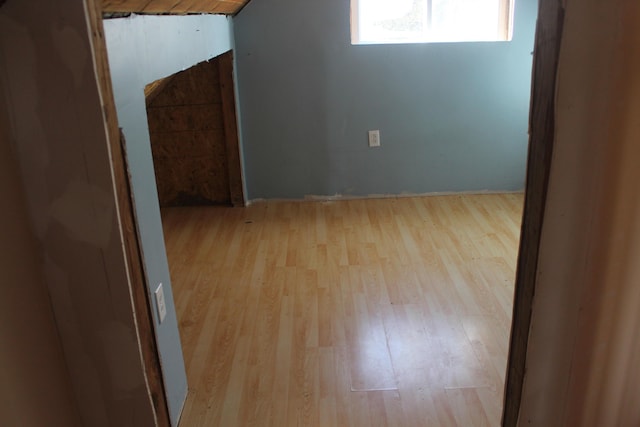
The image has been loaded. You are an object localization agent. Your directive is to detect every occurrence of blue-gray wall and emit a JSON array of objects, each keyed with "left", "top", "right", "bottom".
[
  {"left": 104, "top": 14, "right": 234, "bottom": 426},
  {"left": 234, "top": 0, "right": 537, "bottom": 199}
]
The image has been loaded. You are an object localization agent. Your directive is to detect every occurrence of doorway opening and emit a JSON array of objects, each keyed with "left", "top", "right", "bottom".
[
  {"left": 147, "top": 27, "right": 528, "bottom": 427},
  {"left": 91, "top": 4, "right": 544, "bottom": 427}
]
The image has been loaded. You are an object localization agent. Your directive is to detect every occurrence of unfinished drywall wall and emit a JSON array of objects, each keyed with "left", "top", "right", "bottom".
[
  {"left": 0, "top": 1, "right": 157, "bottom": 426},
  {"left": 0, "top": 65, "right": 80, "bottom": 427},
  {"left": 517, "top": 1, "right": 640, "bottom": 425},
  {"left": 234, "top": 0, "right": 537, "bottom": 199},
  {"left": 104, "top": 14, "right": 234, "bottom": 424}
]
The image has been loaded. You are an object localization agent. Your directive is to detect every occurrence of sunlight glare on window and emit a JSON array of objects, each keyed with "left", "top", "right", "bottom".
[{"left": 352, "top": 0, "right": 513, "bottom": 44}]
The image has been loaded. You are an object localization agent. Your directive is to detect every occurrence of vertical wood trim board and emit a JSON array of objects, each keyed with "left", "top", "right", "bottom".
[
  {"left": 501, "top": 1, "right": 565, "bottom": 425},
  {"left": 218, "top": 50, "right": 245, "bottom": 207},
  {"left": 116, "top": 130, "right": 172, "bottom": 427},
  {"left": 85, "top": 1, "right": 172, "bottom": 425}
]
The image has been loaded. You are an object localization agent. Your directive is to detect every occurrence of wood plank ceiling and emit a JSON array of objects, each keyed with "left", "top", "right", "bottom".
[{"left": 102, "top": 0, "right": 249, "bottom": 14}]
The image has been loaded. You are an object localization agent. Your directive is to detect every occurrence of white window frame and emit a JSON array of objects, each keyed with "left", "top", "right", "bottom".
[{"left": 351, "top": 0, "right": 515, "bottom": 45}]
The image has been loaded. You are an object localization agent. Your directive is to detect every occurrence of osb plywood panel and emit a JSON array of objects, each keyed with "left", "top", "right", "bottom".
[
  {"left": 147, "top": 104, "right": 224, "bottom": 133},
  {"left": 148, "top": 64, "right": 221, "bottom": 107},
  {"left": 153, "top": 156, "right": 230, "bottom": 205},
  {"left": 102, "top": 0, "right": 249, "bottom": 14},
  {"left": 150, "top": 130, "right": 225, "bottom": 159},
  {"left": 144, "top": 75, "right": 173, "bottom": 102},
  {"left": 146, "top": 59, "right": 231, "bottom": 207}
]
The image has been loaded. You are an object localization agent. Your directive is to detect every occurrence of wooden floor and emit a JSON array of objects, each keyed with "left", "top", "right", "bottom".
[{"left": 162, "top": 193, "right": 523, "bottom": 427}]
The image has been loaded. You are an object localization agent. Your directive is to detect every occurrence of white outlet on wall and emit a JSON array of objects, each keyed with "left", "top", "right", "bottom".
[
  {"left": 155, "top": 283, "right": 167, "bottom": 324},
  {"left": 368, "top": 130, "right": 381, "bottom": 147}
]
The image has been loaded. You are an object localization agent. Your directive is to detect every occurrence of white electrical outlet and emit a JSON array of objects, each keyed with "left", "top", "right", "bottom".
[
  {"left": 155, "top": 283, "right": 167, "bottom": 324},
  {"left": 368, "top": 130, "right": 381, "bottom": 147}
]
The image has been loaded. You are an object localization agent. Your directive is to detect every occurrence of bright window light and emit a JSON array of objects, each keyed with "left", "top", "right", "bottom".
[{"left": 351, "top": 0, "right": 514, "bottom": 44}]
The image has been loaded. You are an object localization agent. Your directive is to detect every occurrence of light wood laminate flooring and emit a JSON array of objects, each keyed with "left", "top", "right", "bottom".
[{"left": 162, "top": 193, "right": 523, "bottom": 426}]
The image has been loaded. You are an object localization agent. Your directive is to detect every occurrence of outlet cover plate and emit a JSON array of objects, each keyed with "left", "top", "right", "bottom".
[
  {"left": 155, "top": 283, "right": 167, "bottom": 324},
  {"left": 368, "top": 130, "right": 381, "bottom": 147}
]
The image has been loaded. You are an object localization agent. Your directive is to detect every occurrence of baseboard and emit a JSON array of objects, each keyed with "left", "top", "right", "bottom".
[{"left": 245, "top": 189, "right": 525, "bottom": 206}]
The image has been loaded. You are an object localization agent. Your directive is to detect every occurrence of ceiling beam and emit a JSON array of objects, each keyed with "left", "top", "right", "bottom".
[{"left": 101, "top": 0, "right": 247, "bottom": 14}]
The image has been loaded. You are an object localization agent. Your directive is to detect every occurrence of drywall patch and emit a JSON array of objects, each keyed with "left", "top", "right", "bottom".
[
  {"left": 51, "top": 24, "right": 87, "bottom": 88},
  {"left": 49, "top": 181, "right": 114, "bottom": 248}
]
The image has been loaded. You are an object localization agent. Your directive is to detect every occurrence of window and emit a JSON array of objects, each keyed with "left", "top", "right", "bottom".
[{"left": 351, "top": 0, "right": 514, "bottom": 44}]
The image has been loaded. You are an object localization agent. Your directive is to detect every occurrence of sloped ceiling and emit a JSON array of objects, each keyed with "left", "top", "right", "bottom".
[{"left": 102, "top": 0, "right": 249, "bottom": 14}]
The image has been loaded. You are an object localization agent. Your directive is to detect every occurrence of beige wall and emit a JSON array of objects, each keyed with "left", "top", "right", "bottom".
[
  {"left": 0, "top": 1, "right": 157, "bottom": 425},
  {"left": 518, "top": 1, "right": 640, "bottom": 425},
  {"left": 0, "top": 68, "right": 80, "bottom": 427}
]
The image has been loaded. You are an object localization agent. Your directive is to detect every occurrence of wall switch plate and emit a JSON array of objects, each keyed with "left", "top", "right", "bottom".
[
  {"left": 155, "top": 283, "right": 167, "bottom": 324},
  {"left": 368, "top": 130, "right": 381, "bottom": 147}
]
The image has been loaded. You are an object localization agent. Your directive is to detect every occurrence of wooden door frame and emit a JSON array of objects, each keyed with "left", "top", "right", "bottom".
[
  {"left": 218, "top": 50, "right": 245, "bottom": 207},
  {"left": 501, "top": 0, "right": 565, "bottom": 425},
  {"left": 87, "top": 0, "right": 564, "bottom": 425},
  {"left": 90, "top": 5, "right": 246, "bottom": 425},
  {"left": 86, "top": 1, "right": 171, "bottom": 425}
]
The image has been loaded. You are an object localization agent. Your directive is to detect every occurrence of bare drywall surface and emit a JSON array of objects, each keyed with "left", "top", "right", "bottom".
[
  {"left": 518, "top": 1, "right": 640, "bottom": 425},
  {"left": 103, "top": 14, "right": 233, "bottom": 425},
  {"left": 0, "top": 61, "right": 81, "bottom": 427},
  {"left": 0, "top": 1, "right": 156, "bottom": 426}
]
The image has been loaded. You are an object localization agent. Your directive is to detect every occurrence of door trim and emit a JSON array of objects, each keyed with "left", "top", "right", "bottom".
[
  {"left": 218, "top": 50, "right": 245, "bottom": 207},
  {"left": 87, "top": 0, "right": 562, "bottom": 424},
  {"left": 501, "top": 1, "right": 566, "bottom": 425},
  {"left": 86, "top": 1, "right": 171, "bottom": 425}
]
